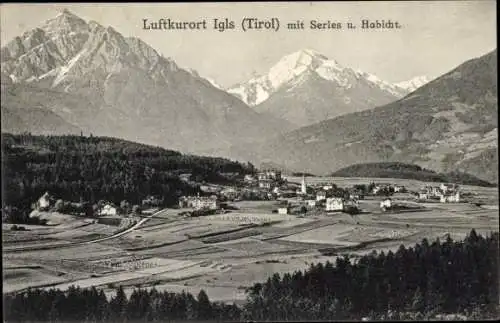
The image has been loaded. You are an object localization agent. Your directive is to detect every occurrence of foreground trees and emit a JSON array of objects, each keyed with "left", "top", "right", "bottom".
[
  {"left": 4, "top": 286, "right": 241, "bottom": 322},
  {"left": 3, "top": 230, "right": 498, "bottom": 321},
  {"left": 242, "top": 229, "right": 499, "bottom": 320}
]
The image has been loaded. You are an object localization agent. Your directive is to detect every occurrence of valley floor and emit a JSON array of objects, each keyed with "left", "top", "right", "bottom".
[{"left": 3, "top": 178, "right": 498, "bottom": 303}]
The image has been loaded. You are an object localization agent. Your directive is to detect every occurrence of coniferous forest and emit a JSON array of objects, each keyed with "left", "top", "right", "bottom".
[
  {"left": 1, "top": 133, "right": 255, "bottom": 215},
  {"left": 3, "top": 230, "right": 498, "bottom": 321}
]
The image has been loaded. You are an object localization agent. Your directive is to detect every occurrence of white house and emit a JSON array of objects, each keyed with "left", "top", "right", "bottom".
[
  {"left": 278, "top": 207, "right": 290, "bottom": 215},
  {"left": 220, "top": 188, "right": 238, "bottom": 200},
  {"left": 179, "top": 195, "right": 220, "bottom": 210},
  {"left": 258, "top": 180, "right": 273, "bottom": 190},
  {"left": 326, "top": 197, "right": 344, "bottom": 212},
  {"left": 193, "top": 196, "right": 220, "bottom": 210},
  {"left": 316, "top": 190, "right": 327, "bottom": 201},
  {"left": 99, "top": 204, "right": 117, "bottom": 216},
  {"left": 380, "top": 198, "right": 392, "bottom": 210},
  {"left": 418, "top": 193, "right": 428, "bottom": 200},
  {"left": 440, "top": 183, "right": 457, "bottom": 194},
  {"left": 423, "top": 186, "right": 443, "bottom": 198},
  {"left": 36, "top": 192, "right": 52, "bottom": 210},
  {"left": 394, "top": 185, "right": 405, "bottom": 193},
  {"left": 258, "top": 170, "right": 282, "bottom": 181},
  {"left": 440, "top": 191, "right": 460, "bottom": 203}
]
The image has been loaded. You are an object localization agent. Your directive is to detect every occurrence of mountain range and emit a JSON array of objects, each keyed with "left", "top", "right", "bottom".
[
  {"left": 0, "top": 9, "right": 287, "bottom": 154},
  {"left": 239, "top": 49, "right": 497, "bottom": 183},
  {"left": 227, "top": 49, "right": 422, "bottom": 128},
  {"left": 1, "top": 10, "right": 496, "bottom": 183}
]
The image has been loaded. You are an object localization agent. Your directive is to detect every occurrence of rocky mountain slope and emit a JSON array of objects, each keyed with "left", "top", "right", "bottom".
[
  {"left": 242, "top": 49, "right": 498, "bottom": 183},
  {"left": 228, "top": 49, "right": 410, "bottom": 128},
  {"left": 1, "top": 70, "right": 81, "bottom": 135},
  {"left": 1, "top": 10, "right": 287, "bottom": 154}
]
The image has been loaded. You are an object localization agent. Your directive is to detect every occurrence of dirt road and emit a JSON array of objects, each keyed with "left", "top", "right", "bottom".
[{"left": 4, "top": 208, "right": 174, "bottom": 253}]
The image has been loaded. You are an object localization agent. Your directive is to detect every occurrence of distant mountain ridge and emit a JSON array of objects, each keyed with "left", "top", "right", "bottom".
[
  {"left": 331, "top": 162, "right": 496, "bottom": 187},
  {"left": 1, "top": 9, "right": 289, "bottom": 155},
  {"left": 241, "top": 49, "right": 498, "bottom": 183},
  {"left": 228, "top": 49, "right": 412, "bottom": 128}
]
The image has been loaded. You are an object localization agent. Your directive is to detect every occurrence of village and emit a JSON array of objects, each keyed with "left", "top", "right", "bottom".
[
  {"left": 28, "top": 169, "right": 466, "bottom": 223},
  {"left": 173, "top": 169, "right": 465, "bottom": 216},
  {"left": 4, "top": 168, "right": 497, "bottom": 305}
]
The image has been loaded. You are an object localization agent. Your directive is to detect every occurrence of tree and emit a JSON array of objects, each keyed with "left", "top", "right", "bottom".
[
  {"left": 54, "top": 199, "right": 65, "bottom": 212},
  {"left": 132, "top": 204, "right": 141, "bottom": 215},
  {"left": 197, "top": 289, "right": 213, "bottom": 319},
  {"left": 409, "top": 287, "right": 425, "bottom": 313},
  {"left": 120, "top": 200, "right": 130, "bottom": 214},
  {"left": 109, "top": 286, "right": 127, "bottom": 320}
]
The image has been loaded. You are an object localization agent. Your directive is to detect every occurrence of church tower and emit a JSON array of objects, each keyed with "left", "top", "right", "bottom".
[{"left": 301, "top": 175, "right": 307, "bottom": 195}]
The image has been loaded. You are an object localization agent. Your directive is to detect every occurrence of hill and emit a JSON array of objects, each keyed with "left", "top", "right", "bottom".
[
  {"left": 244, "top": 49, "right": 498, "bottom": 183},
  {"left": 1, "top": 133, "right": 255, "bottom": 215},
  {"left": 330, "top": 162, "right": 496, "bottom": 187}
]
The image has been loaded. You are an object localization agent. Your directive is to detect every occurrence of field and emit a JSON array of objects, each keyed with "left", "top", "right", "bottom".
[{"left": 3, "top": 177, "right": 498, "bottom": 303}]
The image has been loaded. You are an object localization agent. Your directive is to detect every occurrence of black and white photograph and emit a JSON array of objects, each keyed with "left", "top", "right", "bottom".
[{"left": 1, "top": 1, "right": 498, "bottom": 322}]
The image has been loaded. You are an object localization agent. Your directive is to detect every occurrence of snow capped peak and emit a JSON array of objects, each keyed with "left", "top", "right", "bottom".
[
  {"left": 395, "top": 75, "right": 431, "bottom": 92},
  {"left": 254, "top": 48, "right": 332, "bottom": 91},
  {"left": 228, "top": 48, "right": 409, "bottom": 106}
]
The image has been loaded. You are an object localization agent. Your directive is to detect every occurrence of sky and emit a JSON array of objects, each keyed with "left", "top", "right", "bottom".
[{"left": 1, "top": 1, "right": 496, "bottom": 87}]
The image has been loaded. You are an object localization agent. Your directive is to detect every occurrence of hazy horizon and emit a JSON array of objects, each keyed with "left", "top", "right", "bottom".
[{"left": 1, "top": 1, "right": 496, "bottom": 87}]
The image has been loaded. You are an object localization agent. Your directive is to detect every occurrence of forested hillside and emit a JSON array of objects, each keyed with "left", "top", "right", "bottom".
[
  {"left": 1, "top": 133, "right": 255, "bottom": 212},
  {"left": 242, "top": 230, "right": 499, "bottom": 321},
  {"left": 3, "top": 230, "right": 498, "bottom": 321},
  {"left": 331, "top": 162, "right": 496, "bottom": 187}
]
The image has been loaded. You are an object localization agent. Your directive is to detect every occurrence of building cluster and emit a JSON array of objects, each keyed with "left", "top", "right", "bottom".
[
  {"left": 273, "top": 176, "right": 360, "bottom": 214},
  {"left": 99, "top": 203, "right": 118, "bottom": 216},
  {"left": 142, "top": 195, "right": 164, "bottom": 207},
  {"left": 325, "top": 197, "right": 359, "bottom": 212},
  {"left": 34, "top": 191, "right": 116, "bottom": 216},
  {"left": 256, "top": 169, "right": 283, "bottom": 190},
  {"left": 418, "top": 183, "right": 461, "bottom": 203},
  {"left": 178, "top": 195, "right": 220, "bottom": 211},
  {"left": 371, "top": 183, "right": 406, "bottom": 195}
]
